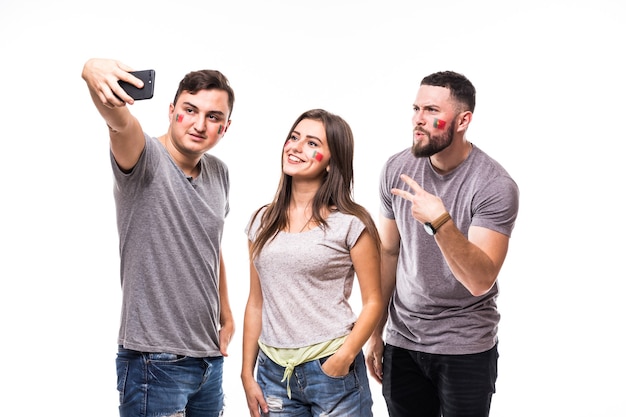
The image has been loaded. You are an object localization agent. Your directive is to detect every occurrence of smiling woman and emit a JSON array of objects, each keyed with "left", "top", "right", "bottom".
[{"left": 241, "top": 109, "right": 384, "bottom": 417}]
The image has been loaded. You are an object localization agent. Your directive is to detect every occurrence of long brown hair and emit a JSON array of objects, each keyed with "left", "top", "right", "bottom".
[{"left": 250, "top": 109, "right": 380, "bottom": 259}]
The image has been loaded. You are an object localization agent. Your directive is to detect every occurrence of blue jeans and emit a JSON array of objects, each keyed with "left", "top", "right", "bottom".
[
  {"left": 382, "top": 344, "right": 498, "bottom": 417},
  {"left": 256, "top": 349, "right": 373, "bottom": 417},
  {"left": 116, "top": 346, "right": 224, "bottom": 417}
]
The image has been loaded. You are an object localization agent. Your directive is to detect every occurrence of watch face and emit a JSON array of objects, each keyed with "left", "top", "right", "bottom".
[{"left": 424, "top": 223, "right": 435, "bottom": 235}]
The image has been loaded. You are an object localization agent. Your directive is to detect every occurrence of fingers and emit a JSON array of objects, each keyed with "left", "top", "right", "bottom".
[
  {"left": 390, "top": 187, "right": 413, "bottom": 202},
  {"left": 390, "top": 174, "right": 425, "bottom": 202},
  {"left": 366, "top": 352, "right": 383, "bottom": 383},
  {"left": 244, "top": 385, "right": 268, "bottom": 417},
  {"left": 84, "top": 58, "right": 137, "bottom": 107},
  {"left": 218, "top": 327, "right": 234, "bottom": 357}
]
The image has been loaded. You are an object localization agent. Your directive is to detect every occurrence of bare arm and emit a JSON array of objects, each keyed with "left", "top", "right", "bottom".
[
  {"left": 241, "top": 241, "right": 268, "bottom": 417},
  {"left": 365, "top": 215, "right": 400, "bottom": 383},
  {"left": 392, "top": 174, "right": 509, "bottom": 296},
  {"left": 81, "top": 58, "right": 146, "bottom": 171},
  {"left": 321, "top": 230, "right": 383, "bottom": 377},
  {"left": 433, "top": 223, "right": 509, "bottom": 295},
  {"left": 218, "top": 250, "right": 234, "bottom": 356}
]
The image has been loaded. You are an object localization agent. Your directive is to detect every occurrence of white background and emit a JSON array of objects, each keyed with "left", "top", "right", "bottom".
[{"left": 1, "top": 1, "right": 624, "bottom": 415}]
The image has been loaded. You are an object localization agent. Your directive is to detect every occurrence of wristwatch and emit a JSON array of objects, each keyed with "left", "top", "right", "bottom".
[{"left": 424, "top": 212, "right": 451, "bottom": 235}]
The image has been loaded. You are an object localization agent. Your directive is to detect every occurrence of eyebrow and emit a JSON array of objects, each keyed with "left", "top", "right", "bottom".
[
  {"left": 293, "top": 130, "right": 322, "bottom": 142},
  {"left": 182, "top": 101, "right": 226, "bottom": 116},
  {"left": 413, "top": 103, "right": 440, "bottom": 111}
]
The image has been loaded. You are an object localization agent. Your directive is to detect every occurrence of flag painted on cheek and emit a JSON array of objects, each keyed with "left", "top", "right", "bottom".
[
  {"left": 218, "top": 125, "right": 223, "bottom": 134},
  {"left": 312, "top": 151, "right": 324, "bottom": 162},
  {"left": 175, "top": 114, "right": 184, "bottom": 123},
  {"left": 433, "top": 118, "right": 446, "bottom": 129}
]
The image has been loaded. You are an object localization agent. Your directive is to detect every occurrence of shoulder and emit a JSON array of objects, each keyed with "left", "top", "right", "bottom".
[
  {"left": 471, "top": 146, "right": 514, "bottom": 179},
  {"left": 327, "top": 211, "right": 366, "bottom": 237},
  {"left": 384, "top": 147, "right": 414, "bottom": 168}
]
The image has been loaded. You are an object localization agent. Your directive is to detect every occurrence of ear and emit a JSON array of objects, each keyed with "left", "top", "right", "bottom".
[
  {"left": 168, "top": 103, "right": 175, "bottom": 123},
  {"left": 326, "top": 165, "right": 330, "bottom": 173},
  {"left": 456, "top": 111, "right": 472, "bottom": 133}
]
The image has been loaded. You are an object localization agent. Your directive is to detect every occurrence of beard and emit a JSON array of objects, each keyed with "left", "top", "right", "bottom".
[{"left": 411, "top": 120, "right": 455, "bottom": 158}]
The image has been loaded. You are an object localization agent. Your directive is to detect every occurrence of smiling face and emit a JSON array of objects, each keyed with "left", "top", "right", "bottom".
[{"left": 282, "top": 118, "right": 330, "bottom": 181}]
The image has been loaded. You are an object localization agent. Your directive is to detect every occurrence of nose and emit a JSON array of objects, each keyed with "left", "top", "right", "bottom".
[
  {"left": 193, "top": 115, "right": 206, "bottom": 133},
  {"left": 289, "top": 138, "right": 304, "bottom": 153},
  {"left": 412, "top": 110, "right": 425, "bottom": 127}
]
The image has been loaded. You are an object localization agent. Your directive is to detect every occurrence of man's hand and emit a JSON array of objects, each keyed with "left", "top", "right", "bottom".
[
  {"left": 82, "top": 58, "right": 142, "bottom": 108},
  {"left": 218, "top": 318, "right": 235, "bottom": 357},
  {"left": 365, "top": 334, "right": 385, "bottom": 383},
  {"left": 391, "top": 174, "right": 447, "bottom": 225}
]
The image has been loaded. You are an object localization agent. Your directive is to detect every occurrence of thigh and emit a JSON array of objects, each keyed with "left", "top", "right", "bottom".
[
  {"left": 435, "top": 345, "right": 498, "bottom": 417},
  {"left": 256, "top": 350, "right": 311, "bottom": 417},
  {"left": 186, "top": 357, "right": 224, "bottom": 417},
  {"left": 382, "top": 344, "right": 440, "bottom": 417}
]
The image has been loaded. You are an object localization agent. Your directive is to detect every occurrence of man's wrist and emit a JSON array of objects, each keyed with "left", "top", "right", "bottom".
[{"left": 424, "top": 212, "right": 451, "bottom": 235}]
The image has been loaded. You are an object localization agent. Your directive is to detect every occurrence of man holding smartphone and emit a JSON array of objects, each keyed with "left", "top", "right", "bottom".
[{"left": 82, "top": 58, "right": 235, "bottom": 417}]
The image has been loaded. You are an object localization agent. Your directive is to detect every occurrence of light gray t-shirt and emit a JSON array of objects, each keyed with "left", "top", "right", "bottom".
[
  {"left": 380, "top": 145, "right": 519, "bottom": 355},
  {"left": 246, "top": 209, "right": 366, "bottom": 348},
  {"left": 112, "top": 134, "right": 229, "bottom": 357}
]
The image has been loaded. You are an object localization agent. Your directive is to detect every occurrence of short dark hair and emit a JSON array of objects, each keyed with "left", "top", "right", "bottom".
[
  {"left": 173, "top": 70, "right": 235, "bottom": 118},
  {"left": 421, "top": 71, "right": 475, "bottom": 112}
]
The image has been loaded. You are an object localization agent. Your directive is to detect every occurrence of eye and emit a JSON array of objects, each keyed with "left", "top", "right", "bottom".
[{"left": 307, "top": 140, "right": 319, "bottom": 147}]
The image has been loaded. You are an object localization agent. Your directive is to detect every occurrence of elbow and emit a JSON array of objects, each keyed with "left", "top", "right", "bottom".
[{"left": 466, "top": 273, "right": 498, "bottom": 297}]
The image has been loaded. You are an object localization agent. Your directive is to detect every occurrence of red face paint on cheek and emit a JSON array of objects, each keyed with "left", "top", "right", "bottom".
[
  {"left": 312, "top": 151, "right": 324, "bottom": 162},
  {"left": 433, "top": 118, "right": 446, "bottom": 129},
  {"left": 175, "top": 114, "right": 184, "bottom": 123}
]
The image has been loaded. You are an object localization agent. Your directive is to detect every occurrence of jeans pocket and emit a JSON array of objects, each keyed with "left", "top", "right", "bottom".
[
  {"left": 115, "top": 357, "right": 130, "bottom": 404},
  {"left": 318, "top": 355, "right": 354, "bottom": 379}
]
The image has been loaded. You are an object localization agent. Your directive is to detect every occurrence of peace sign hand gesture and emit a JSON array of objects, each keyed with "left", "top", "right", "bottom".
[{"left": 391, "top": 174, "right": 447, "bottom": 226}]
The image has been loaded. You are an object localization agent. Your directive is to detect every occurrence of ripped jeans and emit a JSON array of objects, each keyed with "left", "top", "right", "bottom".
[
  {"left": 256, "top": 349, "right": 373, "bottom": 417},
  {"left": 116, "top": 346, "right": 224, "bottom": 417}
]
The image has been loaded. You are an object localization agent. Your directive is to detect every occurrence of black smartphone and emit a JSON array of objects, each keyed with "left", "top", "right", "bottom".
[{"left": 118, "top": 69, "right": 155, "bottom": 100}]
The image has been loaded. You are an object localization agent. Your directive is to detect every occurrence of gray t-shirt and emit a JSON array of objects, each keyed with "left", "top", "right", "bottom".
[
  {"left": 112, "top": 134, "right": 229, "bottom": 357},
  {"left": 246, "top": 209, "right": 365, "bottom": 348},
  {"left": 380, "top": 145, "right": 519, "bottom": 355}
]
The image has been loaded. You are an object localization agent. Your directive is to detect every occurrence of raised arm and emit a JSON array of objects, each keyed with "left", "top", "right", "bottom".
[
  {"left": 392, "top": 173, "right": 509, "bottom": 296},
  {"left": 81, "top": 58, "right": 146, "bottom": 171}
]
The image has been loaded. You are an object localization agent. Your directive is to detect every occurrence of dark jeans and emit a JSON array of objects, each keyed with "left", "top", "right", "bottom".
[{"left": 382, "top": 344, "right": 498, "bottom": 417}]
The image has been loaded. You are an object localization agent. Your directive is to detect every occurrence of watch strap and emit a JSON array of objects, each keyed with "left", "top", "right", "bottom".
[{"left": 430, "top": 212, "right": 451, "bottom": 232}]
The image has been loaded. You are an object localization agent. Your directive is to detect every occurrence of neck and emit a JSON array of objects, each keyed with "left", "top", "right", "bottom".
[
  {"left": 159, "top": 134, "right": 200, "bottom": 178},
  {"left": 430, "top": 138, "right": 473, "bottom": 174}
]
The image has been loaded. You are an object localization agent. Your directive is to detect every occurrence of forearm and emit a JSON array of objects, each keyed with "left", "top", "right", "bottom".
[
  {"left": 241, "top": 306, "right": 262, "bottom": 380},
  {"left": 218, "top": 253, "right": 233, "bottom": 326},
  {"left": 87, "top": 88, "right": 134, "bottom": 132},
  {"left": 373, "top": 251, "right": 397, "bottom": 336},
  {"left": 336, "top": 297, "right": 384, "bottom": 364},
  {"left": 435, "top": 223, "right": 503, "bottom": 296}
]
